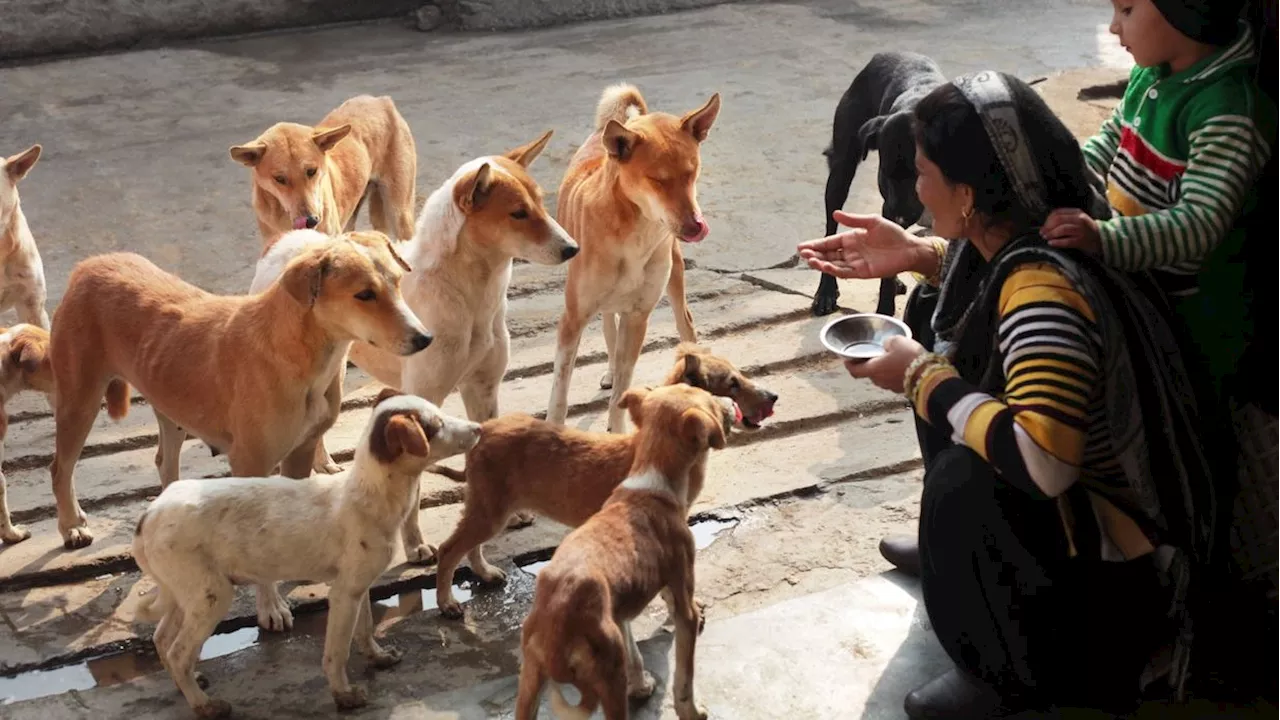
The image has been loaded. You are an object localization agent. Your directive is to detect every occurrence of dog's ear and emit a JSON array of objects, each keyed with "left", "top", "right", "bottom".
[
  {"left": 456, "top": 162, "right": 494, "bottom": 213},
  {"left": 602, "top": 120, "right": 640, "bottom": 162},
  {"left": 375, "top": 387, "right": 405, "bottom": 405},
  {"left": 229, "top": 141, "right": 267, "bottom": 167},
  {"left": 856, "top": 116, "right": 887, "bottom": 161},
  {"left": 280, "top": 248, "right": 333, "bottom": 308},
  {"left": 5, "top": 145, "right": 41, "bottom": 181},
  {"left": 312, "top": 125, "right": 352, "bottom": 153},
  {"left": 679, "top": 350, "right": 704, "bottom": 387},
  {"left": 371, "top": 412, "right": 430, "bottom": 463},
  {"left": 618, "top": 386, "right": 651, "bottom": 411},
  {"left": 505, "top": 129, "right": 554, "bottom": 168},
  {"left": 9, "top": 336, "right": 45, "bottom": 375},
  {"left": 681, "top": 408, "right": 727, "bottom": 451},
  {"left": 680, "top": 93, "right": 721, "bottom": 143}
]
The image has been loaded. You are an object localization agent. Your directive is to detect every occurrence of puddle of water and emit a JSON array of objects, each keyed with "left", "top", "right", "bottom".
[
  {"left": 0, "top": 582, "right": 478, "bottom": 706},
  {"left": 520, "top": 559, "right": 551, "bottom": 577},
  {"left": 691, "top": 517, "right": 739, "bottom": 550}
]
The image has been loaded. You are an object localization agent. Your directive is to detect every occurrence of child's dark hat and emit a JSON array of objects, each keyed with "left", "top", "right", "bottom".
[{"left": 1152, "top": 0, "right": 1245, "bottom": 45}]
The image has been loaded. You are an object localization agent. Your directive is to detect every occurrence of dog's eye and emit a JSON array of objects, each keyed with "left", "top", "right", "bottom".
[
  {"left": 510, "top": 208, "right": 529, "bottom": 220},
  {"left": 306, "top": 168, "right": 317, "bottom": 178},
  {"left": 729, "top": 378, "right": 740, "bottom": 392},
  {"left": 354, "top": 289, "right": 376, "bottom": 301},
  {"left": 274, "top": 175, "right": 288, "bottom": 185}
]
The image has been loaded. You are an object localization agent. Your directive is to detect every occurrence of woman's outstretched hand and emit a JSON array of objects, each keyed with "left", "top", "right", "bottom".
[
  {"left": 797, "top": 211, "right": 922, "bottom": 280},
  {"left": 844, "top": 335, "right": 926, "bottom": 394}
]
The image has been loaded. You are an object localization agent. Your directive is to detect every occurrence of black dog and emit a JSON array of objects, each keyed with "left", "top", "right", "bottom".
[{"left": 814, "top": 51, "right": 947, "bottom": 317}]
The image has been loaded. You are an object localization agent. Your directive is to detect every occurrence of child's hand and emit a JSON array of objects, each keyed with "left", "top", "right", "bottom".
[{"left": 1041, "top": 209, "right": 1102, "bottom": 256}]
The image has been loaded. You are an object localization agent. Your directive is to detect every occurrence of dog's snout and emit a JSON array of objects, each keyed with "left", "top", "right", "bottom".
[
  {"left": 304, "top": 215, "right": 320, "bottom": 229},
  {"left": 560, "top": 244, "right": 580, "bottom": 262},
  {"left": 764, "top": 390, "right": 779, "bottom": 404},
  {"left": 410, "top": 332, "right": 433, "bottom": 353}
]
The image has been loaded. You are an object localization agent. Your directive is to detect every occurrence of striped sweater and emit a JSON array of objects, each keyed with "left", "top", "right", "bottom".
[
  {"left": 1082, "top": 22, "right": 1275, "bottom": 298},
  {"left": 914, "top": 263, "right": 1152, "bottom": 560}
]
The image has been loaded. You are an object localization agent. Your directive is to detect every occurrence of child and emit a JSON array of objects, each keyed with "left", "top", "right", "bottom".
[{"left": 1040, "top": 0, "right": 1275, "bottom": 406}]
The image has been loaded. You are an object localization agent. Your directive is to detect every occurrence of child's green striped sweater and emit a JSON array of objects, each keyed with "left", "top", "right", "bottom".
[{"left": 1082, "top": 22, "right": 1274, "bottom": 297}]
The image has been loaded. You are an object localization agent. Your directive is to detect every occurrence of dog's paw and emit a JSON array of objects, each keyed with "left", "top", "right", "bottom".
[
  {"left": 0, "top": 524, "right": 31, "bottom": 545},
  {"left": 256, "top": 594, "right": 294, "bottom": 632},
  {"left": 405, "top": 543, "right": 438, "bottom": 566},
  {"left": 368, "top": 646, "right": 402, "bottom": 670},
  {"left": 473, "top": 565, "right": 508, "bottom": 586},
  {"left": 811, "top": 289, "right": 840, "bottom": 317},
  {"left": 194, "top": 698, "right": 232, "bottom": 719},
  {"left": 332, "top": 685, "right": 369, "bottom": 711},
  {"left": 505, "top": 512, "right": 535, "bottom": 530},
  {"left": 314, "top": 460, "right": 344, "bottom": 474},
  {"left": 438, "top": 598, "right": 465, "bottom": 620},
  {"left": 627, "top": 670, "right": 657, "bottom": 700},
  {"left": 599, "top": 369, "right": 614, "bottom": 390},
  {"left": 675, "top": 702, "right": 709, "bottom": 720},
  {"left": 62, "top": 526, "right": 94, "bottom": 550}
]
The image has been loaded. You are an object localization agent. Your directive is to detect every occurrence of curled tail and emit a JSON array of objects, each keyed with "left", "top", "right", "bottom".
[
  {"left": 428, "top": 463, "right": 466, "bottom": 482},
  {"left": 105, "top": 379, "right": 130, "bottom": 421},
  {"left": 594, "top": 83, "right": 647, "bottom": 131}
]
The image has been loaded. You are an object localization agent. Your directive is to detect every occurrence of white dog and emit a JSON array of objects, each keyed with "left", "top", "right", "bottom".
[
  {"left": 131, "top": 389, "right": 481, "bottom": 718},
  {"left": 0, "top": 145, "right": 51, "bottom": 330}
]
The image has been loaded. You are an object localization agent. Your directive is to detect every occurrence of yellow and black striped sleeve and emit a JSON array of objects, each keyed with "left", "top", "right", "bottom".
[{"left": 911, "top": 263, "right": 1101, "bottom": 499}]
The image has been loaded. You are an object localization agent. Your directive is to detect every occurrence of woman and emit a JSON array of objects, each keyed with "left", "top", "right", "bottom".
[{"left": 797, "top": 72, "right": 1218, "bottom": 717}]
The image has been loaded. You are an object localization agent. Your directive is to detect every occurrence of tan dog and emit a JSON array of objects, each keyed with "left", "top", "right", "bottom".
[
  {"left": 50, "top": 237, "right": 430, "bottom": 632},
  {"left": 515, "top": 383, "right": 734, "bottom": 720},
  {"left": 340, "top": 131, "right": 579, "bottom": 561},
  {"left": 547, "top": 83, "right": 721, "bottom": 435},
  {"left": 230, "top": 95, "right": 417, "bottom": 250},
  {"left": 434, "top": 343, "right": 776, "bottom": 616},
  {"left": 0, "top": 324, "right": 54, "bottom": 544},
  {"left": 0, "top": 145, "right": 51, "bottom": 330},
  {"left": 132, "top": 389, "right": 482, "bottom": 718}
]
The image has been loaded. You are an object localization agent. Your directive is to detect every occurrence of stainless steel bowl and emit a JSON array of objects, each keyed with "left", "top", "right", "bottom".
[{"left": 819, "top": 313, "right": 913, "bottom": 361}]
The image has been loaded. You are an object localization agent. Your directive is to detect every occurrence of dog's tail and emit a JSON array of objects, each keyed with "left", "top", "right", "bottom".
[
  {"left": 131, "top": 515, "right": 175, "bottom": 624},
  {"left": 594, "top": 83, "right": 647, "bottom": 131},
  {"left": 427, "top": 463, "right": 466, "bottom": 482},
  {"left": 105, "top": 379, "right": 130, "bottom": 421}
]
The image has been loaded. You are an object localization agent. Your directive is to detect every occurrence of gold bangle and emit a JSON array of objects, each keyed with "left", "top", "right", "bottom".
[
  {"left": 911, "top": 362, "right": 954, "bottom": 409},
  {"left": 902, "top": 351, "right": 944, "bottom": 401},
  {"left": 922, "top": 238, "right": 947, "bottom": 287}
]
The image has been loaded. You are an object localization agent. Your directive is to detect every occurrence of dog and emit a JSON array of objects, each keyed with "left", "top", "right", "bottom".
[
  {"left": 339, "top": 132, "right": 579, "bottom": 552},
  {"left": 515, "top": 383, "right": 734, "bottom": 720},
  {"left": 547, "top": 83, "right": 721, "bottom": 434},
  {"left": 813, "top": 52, "right": 946, "bottom": 317},
  {"left": 0, "top": 145, "right": 51, "bottom": 330},
  {"left": 49, "top": 236, "right": 430, "bottom": 632},
  {"left": 131, "top": 389, "right": 482, "bottom": 718},
  {"left": 0, "top": 324, "right": 54, "bottom": 544},
  {"left": 230, "top": 95, "right": 418, "bottom": 251},
  {"left": 434, "top": 342, "right": 776, "bottom": 617}
]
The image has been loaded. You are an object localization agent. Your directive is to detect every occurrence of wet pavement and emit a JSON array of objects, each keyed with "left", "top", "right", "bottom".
[{"left": 0, "top": 0, "right": 1144, "bottom": 718}]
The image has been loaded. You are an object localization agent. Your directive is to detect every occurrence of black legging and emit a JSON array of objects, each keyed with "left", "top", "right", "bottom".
[{"left": 902, "top": 285, "right": 1170, "bottom": 711}]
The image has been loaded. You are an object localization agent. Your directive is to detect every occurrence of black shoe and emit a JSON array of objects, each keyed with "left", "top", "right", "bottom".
[
  {"left": 904, "top": 669, "right": 1009, "bottom": 719},
  {"left": 879, "top": 534, "right": 920, "bottom": 577}
]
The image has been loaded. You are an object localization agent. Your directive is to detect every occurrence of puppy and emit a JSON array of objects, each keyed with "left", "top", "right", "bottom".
[
  {"left": 50, "top": 236, "right": 430, "bottom": 631},
  {"left": 515, "top": 384, "right": 735, "bottom": 720},
  {"left": 813, "top": 52, "right": 946, "bottom": 317},
  {"left": 0, "top": 145, "right": 51, "bottom": 330},
  {"left": 434, "top": 342, "right": 776, "bottom": 617},
  {"left": 338, "top": 133, "right": 578, "bottom": 556},
  {"left": 0, "top": 324, "right": 54, "bottom": 544},
  {"left": 230, "top": 95, "right": 418, "bottom": 251},
  {"left": 131, "top": 389, "right": 482, "bottom": 718},
  {"left": 548, "top": 83, "right": 721, "bottom": 434}
]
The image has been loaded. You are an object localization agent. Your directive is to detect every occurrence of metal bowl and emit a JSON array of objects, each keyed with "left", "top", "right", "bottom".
[{"left": 819, "top": 313, "right": 913, "bottom": 361}]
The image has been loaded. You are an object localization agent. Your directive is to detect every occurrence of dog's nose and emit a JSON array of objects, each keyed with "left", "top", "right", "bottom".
[
  {"left": 304, "top": 215, "right": 320, "bottom": 229},
  {"left": 410, "top": 332, "right": 433, "bottom": 352},
  {"left": 765, "top": 391, "right": 779, "bottom": 404},
  {"left": 560, "top": 245, "right": 580, "bottom": 262}
]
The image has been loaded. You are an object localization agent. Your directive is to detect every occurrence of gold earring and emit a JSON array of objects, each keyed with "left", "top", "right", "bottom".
[{"left": 961, "top": 206, "right": 974, "bottom": 223}]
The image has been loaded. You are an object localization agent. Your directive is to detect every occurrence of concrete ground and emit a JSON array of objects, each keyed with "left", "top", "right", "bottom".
[{"left": 0, "top": 1, "right": 1154, "bottom": 718}]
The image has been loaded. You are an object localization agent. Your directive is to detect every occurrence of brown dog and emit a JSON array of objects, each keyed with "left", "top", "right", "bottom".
[
  {"left": 434, "top": 343, "right": 776, "bottom": 617},
  {"left": 0, "top": 323, "right": 54, "bottom": 544},
  {"left": 515, "top": 383, "right": 732, "bottom": 720},
  {"left": 547, "top": 83, "right": 721, "bottom": 434},
  {"left": 230, "top": 95, "right": 417, "bottom": 251},
  {"left": 49, "top": 236, "right": 430, "bottom": 631}
]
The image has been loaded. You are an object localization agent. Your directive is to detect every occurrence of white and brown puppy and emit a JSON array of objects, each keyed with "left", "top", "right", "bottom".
[
  {"left": 132, "top": 389, "right": 482, "bottom": 719},
  {"left": 515, "top": 383, "right": 735, "bottom": 720},
  {"left": 51, "top": 237, "right": 430, "bottom": 631},
  {"left": 0, "top": 145, "right": 51, "bottom": 330},
  {"left": 0, "top": 323, "right": 54, "bottom": 544}
]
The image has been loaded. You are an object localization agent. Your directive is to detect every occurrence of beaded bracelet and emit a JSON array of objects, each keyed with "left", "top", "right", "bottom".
[{"left": 902, "top": 351, "right": 944, "bottom": 401}]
